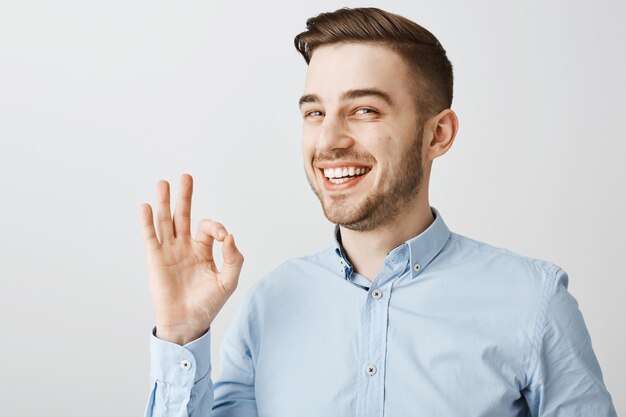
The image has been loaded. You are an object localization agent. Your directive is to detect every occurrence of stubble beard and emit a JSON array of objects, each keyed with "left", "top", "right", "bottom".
[{"left": 306, "top": 123, "right": 425, "bottom": 232}]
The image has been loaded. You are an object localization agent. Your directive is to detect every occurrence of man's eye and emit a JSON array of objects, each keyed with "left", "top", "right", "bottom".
[
  {"left": 355, "top": 108, "right": 376, "bottom": 115},
  {"left": 305, "top": 111, "right": 323, "bottom": 118}
]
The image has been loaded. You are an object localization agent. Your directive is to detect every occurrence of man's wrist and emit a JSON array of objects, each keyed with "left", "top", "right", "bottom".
[{"left": 155, "top": 325, "right": 211, "bottom": 346}]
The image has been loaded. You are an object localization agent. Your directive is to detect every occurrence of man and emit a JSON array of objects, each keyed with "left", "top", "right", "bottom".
[{"left": 139, "top": 7, "right": 616, "bottom": 417}]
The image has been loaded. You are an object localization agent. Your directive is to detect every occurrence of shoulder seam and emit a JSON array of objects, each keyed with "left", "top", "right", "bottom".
[{"left": 526, "top": 266, "right": 563, "bottom": 386}]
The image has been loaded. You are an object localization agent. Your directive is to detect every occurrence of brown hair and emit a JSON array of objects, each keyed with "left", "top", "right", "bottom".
[{"left": 294, "top": 7, "right": 453, "bottom": 120}]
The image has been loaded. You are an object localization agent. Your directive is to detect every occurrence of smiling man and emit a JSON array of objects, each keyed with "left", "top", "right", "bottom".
[{"left": 141, "top": 7, "right": 616, "bottom": 417}]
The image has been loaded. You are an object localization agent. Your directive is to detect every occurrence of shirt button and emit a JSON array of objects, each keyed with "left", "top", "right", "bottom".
[
  {"left": 365, "top": 364, "right": 377, "bottom": 376},
  {"left": 180, "top": 360, "right": 192, "bottom": 370},
  {"left": 413, "top": 263, "right": 421, "bottom": 272},
  {"left": 371, "top": 289, "right": 382, "bottom": 299}
]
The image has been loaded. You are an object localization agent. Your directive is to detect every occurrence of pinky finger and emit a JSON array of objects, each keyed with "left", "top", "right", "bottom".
[{"left": 139, "top": 203, "right": 161, "bottom": 252}]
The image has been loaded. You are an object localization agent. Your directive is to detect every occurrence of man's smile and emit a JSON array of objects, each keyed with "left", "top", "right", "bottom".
[{"left": 317, "top": 165, "right": 372, "bottom": 190}]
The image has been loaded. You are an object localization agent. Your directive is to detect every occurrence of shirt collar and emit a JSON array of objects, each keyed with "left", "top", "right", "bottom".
[{"left": 332, "top": 206, "right": 451, "bottom": 280}]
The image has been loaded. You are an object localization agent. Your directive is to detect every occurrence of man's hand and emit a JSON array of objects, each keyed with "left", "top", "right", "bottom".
[{"left": 138, "top": 173, "right": 244, "bottom": 345}]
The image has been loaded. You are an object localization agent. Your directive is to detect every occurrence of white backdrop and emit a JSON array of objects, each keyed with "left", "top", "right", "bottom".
[{"left": 0, "top": 0, "right": 624, "bottom": 415}]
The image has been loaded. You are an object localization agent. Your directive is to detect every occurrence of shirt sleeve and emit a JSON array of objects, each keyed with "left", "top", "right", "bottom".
[
  {"left": 524, "top": 268, "right": 617, "bottom": 417},
  {"left": 144, "top": 327, "right": 215, "bottom": 417},
  {"left": 144, "top": 287, "right": 259, "bottom": 417}
]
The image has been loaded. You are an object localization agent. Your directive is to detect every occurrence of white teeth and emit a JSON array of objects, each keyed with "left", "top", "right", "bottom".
[
  {"left": 323, "top": 166, "right": 370, "bottom": 179},
  {"left": 329, "top": 177, "right": 350, "bottom": 184}
]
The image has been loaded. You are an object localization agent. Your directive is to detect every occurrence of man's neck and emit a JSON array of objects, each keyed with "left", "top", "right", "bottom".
[{"left": 338, "top": 200, "right": 435, "bottom": 282}]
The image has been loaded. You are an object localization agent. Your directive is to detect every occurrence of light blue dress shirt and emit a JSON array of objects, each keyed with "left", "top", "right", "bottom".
[{"left": 145, "top": 207, "right": 616, "bottom": 417}]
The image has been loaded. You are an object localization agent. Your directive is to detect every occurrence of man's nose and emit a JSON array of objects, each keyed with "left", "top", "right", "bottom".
[{"left": 316, "top": 113, "right": 354, "bottom": 152}]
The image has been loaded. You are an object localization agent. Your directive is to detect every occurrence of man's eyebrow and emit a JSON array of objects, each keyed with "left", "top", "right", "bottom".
[
  {"left": 340, "top": 88, "right": 393, "bottom": 106},
  {"left": 298, "top": 89, "right": 394, "bottom": 108},
  {"left": 298, "top": 93, "right": 321, "bottom": 108}
]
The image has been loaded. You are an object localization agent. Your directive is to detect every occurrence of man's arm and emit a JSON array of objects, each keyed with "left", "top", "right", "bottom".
[
  {"left": 139, "top": 173, "right": 254, "bottom": 416},
  {"left": 211, "top": 294, "right": 258, "bottom": 415},
  {"left": 145, "top": 282, "right": 259, "bottom": 417},
  {"left": 524, "top": 269, "right": 617, "bottom": 416}
]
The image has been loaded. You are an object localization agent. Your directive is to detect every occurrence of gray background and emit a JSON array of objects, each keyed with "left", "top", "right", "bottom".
[{"left": 0, "top": 0, "right": 624, "bottom": 415}]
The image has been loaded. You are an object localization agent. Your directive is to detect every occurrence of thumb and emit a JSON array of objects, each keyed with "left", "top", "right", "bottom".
[{"left": 219, "top": 233, "right": 244, "bottom": 293}]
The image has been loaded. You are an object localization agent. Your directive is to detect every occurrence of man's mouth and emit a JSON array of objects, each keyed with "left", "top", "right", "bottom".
[{"left": 321, "top": 166, "right": 371, "bottom": 185}]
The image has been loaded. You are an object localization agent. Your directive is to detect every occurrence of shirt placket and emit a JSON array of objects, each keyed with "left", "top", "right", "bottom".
[{"left": 356, "top": 253, "right": 409, "bottom": 417}]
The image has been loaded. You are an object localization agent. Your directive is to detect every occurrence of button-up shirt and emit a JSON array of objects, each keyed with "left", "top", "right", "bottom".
[{"left": 144, "top": 207, "right": 616, "bottom": 417}]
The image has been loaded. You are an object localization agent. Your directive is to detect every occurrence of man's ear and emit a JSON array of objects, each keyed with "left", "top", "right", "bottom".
[{"left": 424, "top": 109, "right": 459, "bottom": 162}]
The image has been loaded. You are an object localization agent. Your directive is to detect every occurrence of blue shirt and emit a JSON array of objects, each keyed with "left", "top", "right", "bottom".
[{"left": 145, "top": 207, "right": 616, "bottom": 417}]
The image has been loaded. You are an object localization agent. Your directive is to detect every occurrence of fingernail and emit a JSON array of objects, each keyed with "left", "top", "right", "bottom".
[{"left": 218, "top": 230, "right": 226, "bottom": 239}]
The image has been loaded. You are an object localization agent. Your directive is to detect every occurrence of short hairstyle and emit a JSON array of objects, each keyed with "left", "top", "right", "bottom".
[{"left": 294, "top": 7, "right": 453, "bottom": 120}]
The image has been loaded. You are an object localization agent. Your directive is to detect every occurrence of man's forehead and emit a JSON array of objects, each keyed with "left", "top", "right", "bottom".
[
  {"left": 308, "top": 46, "right": 397, "bottom": 78},
  {"left": 303, "top": 43, "right": 410, "bottom": 100}
]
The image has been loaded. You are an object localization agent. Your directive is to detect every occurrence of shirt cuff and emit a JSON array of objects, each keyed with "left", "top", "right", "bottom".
[{"left": 149, "top": 326, "right": 212, "bottom": 388}]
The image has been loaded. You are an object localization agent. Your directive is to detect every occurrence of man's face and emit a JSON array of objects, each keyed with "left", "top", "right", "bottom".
[{"left": 300, "top": 42, "right": 426, "bottom": 231}]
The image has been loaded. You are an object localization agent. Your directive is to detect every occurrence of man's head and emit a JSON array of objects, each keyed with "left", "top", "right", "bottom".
[{"left": 295, "top": 7, "right": 458, "bottom": 232}]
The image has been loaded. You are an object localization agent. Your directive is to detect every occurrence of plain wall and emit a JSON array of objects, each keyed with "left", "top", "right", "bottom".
[{"left": 0, "top": 0, "right": 624, "bottom": 415}]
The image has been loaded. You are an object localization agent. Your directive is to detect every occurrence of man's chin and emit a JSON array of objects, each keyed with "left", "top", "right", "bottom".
[{"left": 322, "top": 206, "right": 369, "bottom": 229}]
